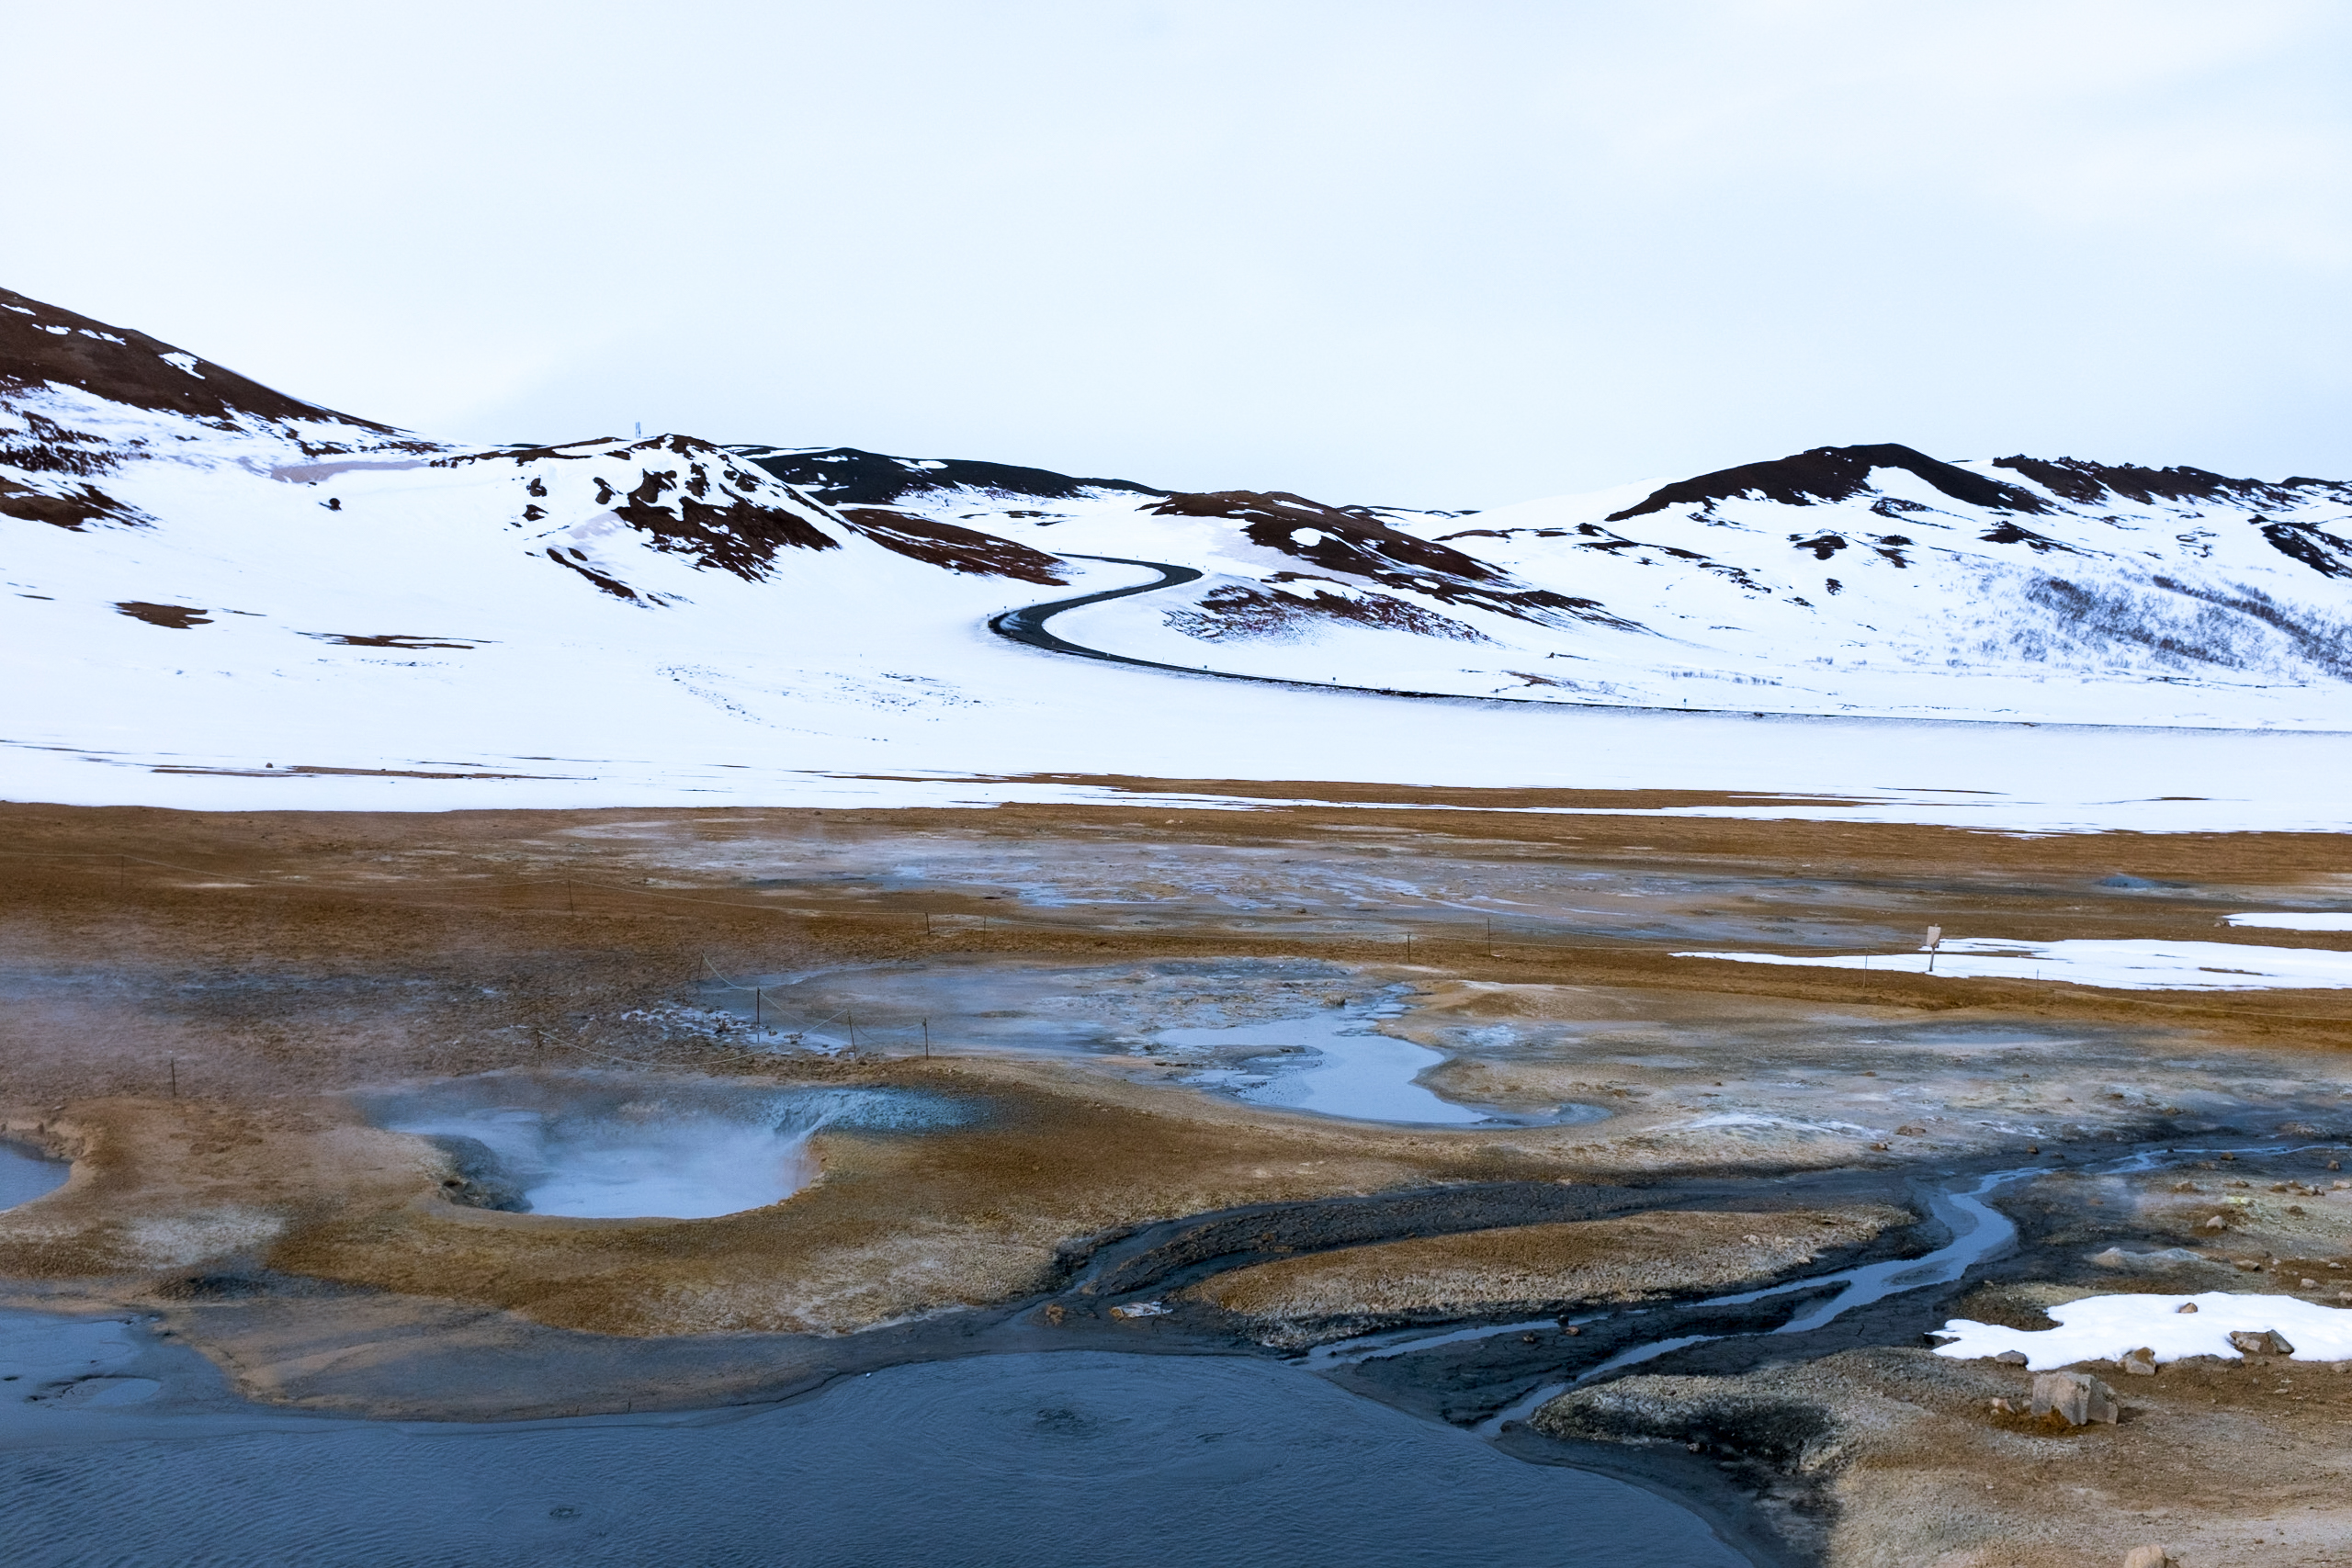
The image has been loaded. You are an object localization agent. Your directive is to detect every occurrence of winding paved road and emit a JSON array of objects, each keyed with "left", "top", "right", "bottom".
[
  {"left": 989, "top": 552, "right": 1518, "bottom": 703},
  {"left": 986, "top": 554, "right": 1207, "bottom": 671}
]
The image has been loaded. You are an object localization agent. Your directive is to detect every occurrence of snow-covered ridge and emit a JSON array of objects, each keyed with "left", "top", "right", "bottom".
[
  {"left": 7, "top": 283, "right": 2352, "bottom": 819},
  {"left": 871, "top": 439, "right": 2352, "bottom": 728}
]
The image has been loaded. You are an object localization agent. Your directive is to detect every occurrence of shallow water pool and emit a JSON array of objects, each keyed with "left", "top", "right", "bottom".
[
  {"left": 0, "top": 1145, "right": 66, "bottom": 1211},
  {"left": 0, "top": 1338, "right": 1746, "bottom": 1567}
]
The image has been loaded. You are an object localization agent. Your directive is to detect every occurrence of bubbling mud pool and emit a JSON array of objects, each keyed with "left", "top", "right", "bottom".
[
  {"left": 0, "top": 1320, "right": 1747, "bottom": 1568},
  {"left": 0, "top": 1145, "right": 66, "bottom": 1211},
  {"left": 361, "top": 1073, "right": 975, "bottom": 1219}
]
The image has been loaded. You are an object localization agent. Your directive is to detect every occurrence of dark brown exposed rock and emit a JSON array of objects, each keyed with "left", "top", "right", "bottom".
[
  {"left": 113, "top": 601, "right": 211, "bottom": 628},
  {"left": 835, "top": 507, "right": 1068, "bottom": 584},
  {"left": 1164, "top": 582, "right": 1490, "bottom": 643},
  {"left": 1149, "top": 490, "right": 1634, "bottom": 631},
  {"left": 0, "top": 285, "right": 406, "bottom": 438},
  {"left": 1605, "top": 443, "right": 2051, "bottom": 523}
]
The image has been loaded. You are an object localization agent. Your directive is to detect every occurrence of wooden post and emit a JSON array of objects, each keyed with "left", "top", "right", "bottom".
[
  {"left": 168, "top": 1058, "right": 176, "bottom": 1098},
  {"left": 922, "top": 1019, "right": 931, "bottom": 1059},
  {"left": 754, "top": 988, "right": 762, "bottom": 1026}
]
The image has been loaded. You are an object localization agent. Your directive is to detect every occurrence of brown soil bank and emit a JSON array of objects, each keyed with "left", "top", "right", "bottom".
[
  {"left": 1190, "top": 1206, "right": 1910, "bottom": 1348},
  {"left": 1535, "top": 1346, "right": 2352, "bottom": 1568}
]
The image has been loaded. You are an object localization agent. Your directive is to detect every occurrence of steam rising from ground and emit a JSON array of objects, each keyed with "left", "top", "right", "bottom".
[{"left": 361, "top": 1073, "right": 974, "bottom": 1219}]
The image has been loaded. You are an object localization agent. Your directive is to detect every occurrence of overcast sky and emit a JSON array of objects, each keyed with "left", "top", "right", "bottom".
[{"left": 10, "top": 1, "right": 2348, "bottom": 505}]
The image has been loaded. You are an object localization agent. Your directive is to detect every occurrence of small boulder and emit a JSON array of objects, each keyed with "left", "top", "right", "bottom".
[
  {"left": 2122, "top": 1547, "right": 2177, "bottom": 1568},
  {"left": 1994, "top": 1349, "right": 2029, "bottom": 1365},
  {"left": 2229, "top": 1328, "right": 2294, "bottom": 1356},
  {"left": 2119, "top": 1347, "right": 2158, "bottom": 1376},
  {"left": 2176, "top": 1302, "right": 2198, "bottom": 1314},
  {"left": 2203, "top": 1214, "right": 2228, "bottom": 1230},
  {"left": 2030, "top": 1370, "right": 2120, "bottom": 1426}
]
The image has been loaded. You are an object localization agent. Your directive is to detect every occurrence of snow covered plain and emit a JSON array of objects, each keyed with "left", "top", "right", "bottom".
[{"left": 7, "top": 287, "right": 2352, "bottom": 831}]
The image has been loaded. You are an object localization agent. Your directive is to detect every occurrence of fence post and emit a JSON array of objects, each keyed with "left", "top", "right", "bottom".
[{"left": 922, "top": 1019, "right": 930, "bottom": 1059}]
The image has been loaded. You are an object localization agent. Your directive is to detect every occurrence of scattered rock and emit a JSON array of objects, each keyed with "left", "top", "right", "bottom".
[
  {"left": 2030, "top": 1370, "right": 2120, "bottom": 1426},
  {"left": 2229, "top": 1329, "right": 2294, "bottom": 1356},
  {"left": 2123, "top": 1547, "right": 2177, "bottom": 1568},
  {"left": 1994, "top": 1349, "right": 2029, "bottom": 1365},
  {"left": 2176, "top": 1302, "right": 2198, "bottom": 1314},
  {"left": 2119, "top": 1347, "right": 2158, "bottom": 1376},
  {"left": 2302, "top": 1277, "right": 2321, "bottom": 1289},
  {"left": 1042, "top": 1303, "right": 1066, "bottom": 1325},
  {"left": 1894, "top": 1124, "right": 1927, "bottom": 1136},
  {"left": 2203, "top": 1214, "right": 2228, "bottom": 1230}
]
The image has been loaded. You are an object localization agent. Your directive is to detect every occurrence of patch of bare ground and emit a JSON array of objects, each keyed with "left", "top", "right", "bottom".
[
  {"left": 1186, "top": 1205, "right": 1910, "bottom": 1348},
  {"left": 1535, "top": 1345, "right": 2352, "bottom": 1568}
]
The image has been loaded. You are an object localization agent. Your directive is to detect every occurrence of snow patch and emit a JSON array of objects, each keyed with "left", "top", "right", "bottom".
[
  {"left": 1674, "top": 937, "right": 2352, "bottom": 990},
  {"left": 1933, "top": 1292, "right": 2352, "bottom": 1368}
]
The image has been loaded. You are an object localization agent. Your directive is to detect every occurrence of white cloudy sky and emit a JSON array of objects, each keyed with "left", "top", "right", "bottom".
[{"left": 9, "top": 1, "right": 2348, "bottom": 505}]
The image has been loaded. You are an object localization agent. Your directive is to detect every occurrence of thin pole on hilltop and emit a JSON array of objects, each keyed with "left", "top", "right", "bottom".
[{"left": 922, "top": 1019, "right": 931, "bottom": 1059}]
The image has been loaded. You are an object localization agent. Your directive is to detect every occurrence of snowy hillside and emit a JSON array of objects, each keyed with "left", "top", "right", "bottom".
[
  {"left": 6, "top": 284, "right": 2352, "bottom": 828},
  {"left": 833, "top": 443, "right": 2352, "bottom": 728}
]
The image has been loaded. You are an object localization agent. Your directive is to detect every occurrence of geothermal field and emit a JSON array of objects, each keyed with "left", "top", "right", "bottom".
[{"left": 6, "top": 276, "right": 2352, "bottom": 1568}]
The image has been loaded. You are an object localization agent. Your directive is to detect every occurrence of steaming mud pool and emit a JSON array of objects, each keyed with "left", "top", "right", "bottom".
[
  {"left": 363, "top": 1073, "right": 976, "bottom": 1219},
  {"left": 0, "top": 1312, "right": 1743, "bottom": 1567}
]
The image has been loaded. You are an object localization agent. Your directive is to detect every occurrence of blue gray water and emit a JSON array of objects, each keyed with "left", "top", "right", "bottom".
[
  {"left": 0, "top": 1342, "right": 1741, "bottom": 1567},
  {"left": 0, "top": 1145, "right": 67, "bottom": 1210}
]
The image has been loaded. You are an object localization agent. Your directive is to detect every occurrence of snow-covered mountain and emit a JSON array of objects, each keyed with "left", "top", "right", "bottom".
[
  {"left": 837, "top": 442, "right": 2352, "bottom": 728},
  {"left": 6, "top": 284, "right": 2352, "bottom": 821}
]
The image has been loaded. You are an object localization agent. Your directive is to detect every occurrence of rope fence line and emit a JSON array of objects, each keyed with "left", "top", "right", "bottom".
[{"left": 694, "top": 954, "right": 936, "bottom": 1059}]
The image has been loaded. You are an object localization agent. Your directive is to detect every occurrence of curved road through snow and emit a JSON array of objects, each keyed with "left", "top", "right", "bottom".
[{"left": 989, "top": 551, "right": 1530, "bottom": 704}]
